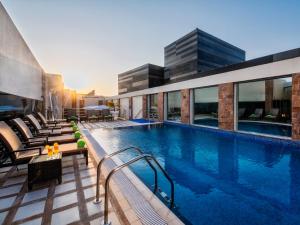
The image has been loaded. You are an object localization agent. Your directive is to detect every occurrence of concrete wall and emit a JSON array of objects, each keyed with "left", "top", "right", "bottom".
[{"left": 0, "top": 3, "right": 43, "bottom": 100}]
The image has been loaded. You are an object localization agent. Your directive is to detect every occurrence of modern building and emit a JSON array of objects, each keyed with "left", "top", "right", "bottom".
[
  {"left": 118, "top": 64, "right": 164, "bottom": 94},
  {"left": 164, "top": 28, "right": 245, "bottom": 83},
  {"left": 108, "top": 48, "right": 300, "bottom": 140},
  {"left": 118, "top": 29, "right": 245, "bottom": 95}
]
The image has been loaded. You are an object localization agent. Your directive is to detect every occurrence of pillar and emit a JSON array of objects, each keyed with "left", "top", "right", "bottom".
[
  {"left": 158, "top": 92, "right": 164, "bottom": 121},
  {"left": 142, "top": 95, "right": 148, "bottom": 118},
  {"left": 292, "top": 73, "right": 300, "bottom": 140},
  {"left": 218, "top": 83, "right": 234, "bottom": 130},
  {"left": 265, "top": 79, "right": 274, "bottom": 113},
  {"left": 129, "top": 97, "right": 133, "bottom": 120},
  {"left": 117, "top": 99, "right": 120, "bottom": 117},
  {"left": 181, "top": 89, "right": 190, "bottom": 124}
]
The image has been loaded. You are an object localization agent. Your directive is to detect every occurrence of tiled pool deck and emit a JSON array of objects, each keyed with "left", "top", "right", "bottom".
[
  {"left": 0, "top": 122, "right": 183, "bottom": 225},
  {"left": 0, "top": 154, "right": 120, "bottom": 225},
  {"left": 81, "top": 120, "right": 162, "bottom": 129}
]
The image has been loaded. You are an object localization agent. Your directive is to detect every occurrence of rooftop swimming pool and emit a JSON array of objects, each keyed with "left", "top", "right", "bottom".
[{"left": 91, "top": 123, "right": 300, "bottom": 225}]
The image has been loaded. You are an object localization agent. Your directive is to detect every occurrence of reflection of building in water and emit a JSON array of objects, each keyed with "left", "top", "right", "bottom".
[
  {"left": 289, "top": 151, "right": 300, "bottom": 213},
  {"left": 217, "top": 138, "right": 238, "bottom": 182}
]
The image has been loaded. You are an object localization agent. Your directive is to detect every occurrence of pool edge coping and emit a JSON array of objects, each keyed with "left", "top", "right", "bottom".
[{"left": 82, "top": 128, "right": 184, "bottom": 225}]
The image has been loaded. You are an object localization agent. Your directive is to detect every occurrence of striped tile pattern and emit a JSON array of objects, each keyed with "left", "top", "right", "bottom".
[
  {"left": 0, "top": 155, "right": 120, "bottom": 225},
  {"left": 80, "top": 121, "right": 162, "bottom": 129}
]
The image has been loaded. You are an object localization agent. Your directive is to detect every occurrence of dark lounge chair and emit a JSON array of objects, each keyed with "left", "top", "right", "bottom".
[
  {"left": 37, "top": 112, "right": 72, "bottom": 128},
  {"left": 12, "top": 118, "right": 76, "bottom": 146},
  {"left": 103, "top": 109, "right": 113, "bottom": 121},
  {"left": 264, "top": 108, "right": 279, "bottom": 121},
  {"left": 0, "top": 121, "right": 42, "bottom": 166},
  {"left": 238, "top": 108, "right": 246, "bottom": 119},
  {"left": 0, "top": 121, "right": 88, "bottom": 165},
  {"left": 87, "top": 110, "right": 99, "bottom": 122},
  {"left": 26, "top": 114, "right": 74, "bottom": 135},
  {"left": 249, "top": 108, "right": 263, "bottom": 120}
]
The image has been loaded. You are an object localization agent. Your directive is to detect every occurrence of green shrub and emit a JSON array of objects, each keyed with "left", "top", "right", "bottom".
[{"left": 77, "top": 139, "right": 86, "bottom": 148}]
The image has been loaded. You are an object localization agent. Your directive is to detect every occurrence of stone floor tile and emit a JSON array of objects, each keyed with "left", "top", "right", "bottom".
[
  {"left": 22, "top": 188, "right": 48, "bottom": 203},
  {"left": 0, "top": 211, "right": 8, "bottom": 224},
  {"left": 14, "top": 200, "right": 45, "bottom": 221},
  {"left": 0, "top": 196, "right": 16, "bottom": 210},
  {"left": 0, "top": 184, "right": 22, "bottom": 197},
  {"left": 55, "top": 181, "right": 76, "bottom": 195},
  {"left": 62, "top": 167, "right": 74, "bottom": 174},
  {"left": 80, "top": 168, "right": 96, "bottom": 178},
  {"left": 53, "top": 192, "right": 78, "bottom": 209},
  {"left": 83, "top": 186, "right": 96, "bottom": 199},
  {"left": 81, "top": 176, "right": 96, "bottom": 187},
  {"left": 3, "top": 176, "right": 26, "bottom": 186},
  {"left": 20, "top": 217, "right": 42, "bottom": 225},
  {"left": 51, "top": 206, "right": 80, "bottom": 225},
  {"left": 62, "top": 173, "right": 75, "bottom": 182}
]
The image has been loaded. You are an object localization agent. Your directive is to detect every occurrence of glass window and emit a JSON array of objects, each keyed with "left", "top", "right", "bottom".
[
  {"left": 193, "top": 86, "right": 218, "bottom": 127},
  {"left": 167, "top": 91, "right": 181, "bottom": 121},
  {"left": 149, "top": 94, "right": 158, "bottom": 119},
  {"left": 237, "top": 76, "right": 291, "bottom": 137},
  {"left": 112, "top": 99, "right": 119, "bottom": 111},
  {"left": 0, "top": 92, "right": 41, "bottom": 121}
]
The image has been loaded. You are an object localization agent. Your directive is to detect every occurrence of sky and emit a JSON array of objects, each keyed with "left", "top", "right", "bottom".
[{"left": 1, "top": 0, "right": 300, "bottom": 96}]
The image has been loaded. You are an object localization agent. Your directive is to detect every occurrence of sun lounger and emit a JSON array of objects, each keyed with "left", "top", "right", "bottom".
[
  {"left": 264, "top": 108, "right": 279, "bottom": 120},
  {"left": 37, "top": 112, "right": 71, "bottom": 127},
  {"left": 26, "top": 114, "right": 73, "bottom": 134},
  {"left": 0, "top": 121, "right": 88, "bottom": 166},
  {"left": 12, "top": 118, "right": 76, "bottom": 146},
  {"left": 0, "top": 121, "right": 42, "bottom": 165},
  {"left": 248, "top": 108, "right": 263, "bottom": 120},
  {"left": 238, "top": 108, "right": 246, "bottom": 119}
]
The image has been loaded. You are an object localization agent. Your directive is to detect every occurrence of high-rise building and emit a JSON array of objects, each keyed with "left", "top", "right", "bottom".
[
  {"left": 164, "top": 29, "right": 245, "bottom": 83},
  {"left": 118, "top": 64, "right": 164, "bottom": 94}
]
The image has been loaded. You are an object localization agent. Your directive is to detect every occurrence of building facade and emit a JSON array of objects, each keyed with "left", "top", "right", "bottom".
[
  {"left": 107, "top": 48, "right": 300, "bottom": 140},
  {"left": 118, "top": 64, "right": 164, "bottom": 94},
  {"left": 118, "top": 28, "right": 245, "bottom": 96},
  {"left": 164, "top": 29, "right": 245, "bottom": 83}
]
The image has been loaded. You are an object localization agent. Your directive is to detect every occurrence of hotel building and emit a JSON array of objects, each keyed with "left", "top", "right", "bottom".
[{"left": 111, "top": 29, "right": 300, "bottom": 140}]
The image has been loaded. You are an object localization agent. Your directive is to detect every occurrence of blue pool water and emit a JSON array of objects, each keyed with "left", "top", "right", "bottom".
[
  {"left": 92, "top": 123, "right": 300, "bottom": 225},
  {"left": 130, "top": 119, "right": 155, "bottom": 123}
]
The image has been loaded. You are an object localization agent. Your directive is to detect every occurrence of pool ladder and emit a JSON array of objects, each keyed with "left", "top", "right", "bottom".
[{"left": 94, "top": 146, "right": 175, "bottom": 225}]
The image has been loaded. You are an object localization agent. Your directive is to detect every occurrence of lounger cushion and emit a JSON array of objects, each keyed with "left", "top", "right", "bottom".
[
  {"left": 13, "top": 118, "right": 34, "bottom": 139},
  {"left": 38, "top": 112, "right": 71, "bottom": 127},
  {"left": 39, "top": 129, "right": 62, "bottom": 136},
  {"left": 62, "top": 127, "right": 73, "bottom": 134},
  {"left": 0, "top": 121, "right": 23, "bottom": 151},
  {"left": 16, "top": 149, "right": 40, "bottom": 159},
  {"left": 27, "top": 115, "right": 42, "bottom": 130},
  {"left": 30, "top": 134, "right": 76, "bottom": 144}
]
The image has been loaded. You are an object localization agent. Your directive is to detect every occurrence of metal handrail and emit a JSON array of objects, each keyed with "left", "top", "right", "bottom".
[
  {"left": 94, "top": 146, "right": 158, "bottom": 204},
  {"left": 102, "top": 154, "right": 175, "bottom": 225}
]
